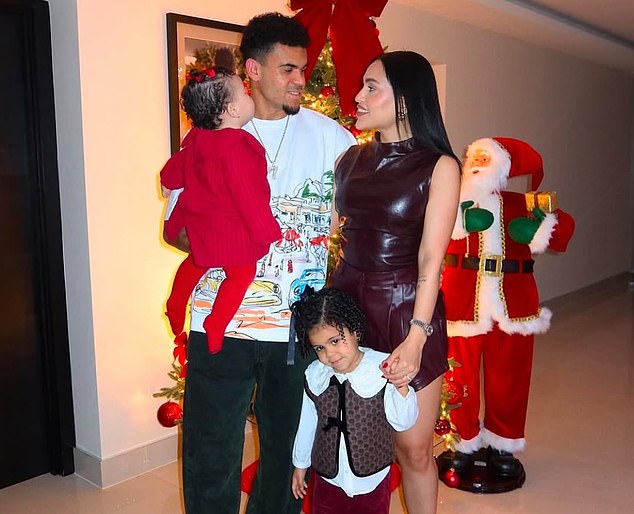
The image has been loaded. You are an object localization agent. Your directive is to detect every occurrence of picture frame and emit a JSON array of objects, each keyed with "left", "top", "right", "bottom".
[{"left": 166, "top": 13, "right": 244, "bottom": 154}]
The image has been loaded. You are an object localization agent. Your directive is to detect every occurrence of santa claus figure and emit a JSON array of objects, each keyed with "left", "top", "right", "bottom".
[{"left": 439, "top": 137, "right": 574, "bottom": 491}]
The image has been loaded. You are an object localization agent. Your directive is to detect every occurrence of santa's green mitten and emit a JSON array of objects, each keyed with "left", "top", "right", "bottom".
[
  {"left": 508, "top": 208, "right": 546, "bottom": 244},
  {"left": 461, "top": 200, "right": 494, "bottom": 233}
]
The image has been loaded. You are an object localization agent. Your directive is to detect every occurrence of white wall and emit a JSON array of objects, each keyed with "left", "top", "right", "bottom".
[{"left": 47, "top": 0, "right": 633, "bottom": 477}]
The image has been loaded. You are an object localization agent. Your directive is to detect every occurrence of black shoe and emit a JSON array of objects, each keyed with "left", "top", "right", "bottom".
[
  {"left": 437, "top": 450, "right": 473, "bottom": 474},
  {"left": 488, "top": 448, "right": 523, "bottom": 478}
]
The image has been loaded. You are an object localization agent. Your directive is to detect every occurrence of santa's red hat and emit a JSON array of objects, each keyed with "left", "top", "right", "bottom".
[{"left": 493, "top": 137, "right": 544, "bottom": 190}]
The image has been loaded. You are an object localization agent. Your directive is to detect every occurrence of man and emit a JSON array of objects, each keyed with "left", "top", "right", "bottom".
[{"left": 163, "top": 12, "right": 356, "bottom": 514}]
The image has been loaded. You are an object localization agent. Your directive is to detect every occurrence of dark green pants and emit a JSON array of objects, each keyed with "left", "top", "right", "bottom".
[{"left": 182, "top": 332, "right": 311, "bottom": 514}]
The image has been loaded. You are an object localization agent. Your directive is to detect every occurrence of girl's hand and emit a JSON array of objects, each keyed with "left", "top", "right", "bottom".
[
  {"left": 291, "top": 468, "right": 308, "bottom": 499},
  {"left": 381, "top": 334, "right": 425, "bottom": 389}
]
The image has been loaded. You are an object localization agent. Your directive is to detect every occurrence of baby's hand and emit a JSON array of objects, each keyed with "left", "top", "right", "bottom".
[{"left": 161, "top": 185, "right": 172, "bottom": 198}]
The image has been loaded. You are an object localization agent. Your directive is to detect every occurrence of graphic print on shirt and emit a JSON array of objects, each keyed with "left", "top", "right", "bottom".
[{"left": 191, "top": 169, "right": 333, "bottom": 339}]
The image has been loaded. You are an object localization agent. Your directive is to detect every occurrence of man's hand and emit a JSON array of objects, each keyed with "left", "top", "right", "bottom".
[{"left": 163, "top": 226, "right": 190, "bottom": 253}]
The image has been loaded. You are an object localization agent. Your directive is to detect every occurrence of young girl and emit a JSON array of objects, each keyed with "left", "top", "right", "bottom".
[
  {"left": 290, "top": 288, "right": 419, "bottom": 514},
  {"left": 160, "top": 67, "right": 281, "bottom": 353}
]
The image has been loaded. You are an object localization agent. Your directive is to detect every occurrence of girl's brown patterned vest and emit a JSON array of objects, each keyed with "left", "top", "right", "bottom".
[{"left": 305, "top": 376, "right": 393, "bottom": 478}]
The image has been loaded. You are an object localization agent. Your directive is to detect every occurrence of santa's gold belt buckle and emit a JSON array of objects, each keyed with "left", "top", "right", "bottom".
[{"left": 480, "top": 254, "right": 503, "bottom": 277}]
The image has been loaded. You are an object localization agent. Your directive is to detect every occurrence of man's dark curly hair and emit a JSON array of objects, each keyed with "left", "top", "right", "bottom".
[
  {"left": 239, "top": 12, "right": 310, "bottom": 63},
  {"left": 180, "top": 67, "right": 234, "bottom": 130},
  {"left": 291, "top": 287, "right": 366, "bottom": 355}
]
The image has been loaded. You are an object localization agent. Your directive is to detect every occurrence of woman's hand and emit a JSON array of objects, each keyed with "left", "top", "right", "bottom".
[
  {"left": 381, "top": 333, "right": 426, "bottom": 388},
  {"left": 291, "top": 468, "right": 308, "bottom": 499}
]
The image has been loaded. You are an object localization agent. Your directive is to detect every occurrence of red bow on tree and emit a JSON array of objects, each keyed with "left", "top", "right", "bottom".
[
  {"left": 173, "top": 332, "right": 188, "bottom": 378},
  {"left": 291, "top": 0, "right": 388, "bottom": 116}
]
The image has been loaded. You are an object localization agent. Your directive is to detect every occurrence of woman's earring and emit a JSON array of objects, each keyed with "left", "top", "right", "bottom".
[{"left": 398, "top": 111, "right": 406, "bottom": 121}]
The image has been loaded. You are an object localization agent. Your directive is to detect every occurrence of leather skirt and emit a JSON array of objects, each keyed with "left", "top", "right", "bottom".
[{"left": 330, "top": 258, "right": 448, "bottom": 391}]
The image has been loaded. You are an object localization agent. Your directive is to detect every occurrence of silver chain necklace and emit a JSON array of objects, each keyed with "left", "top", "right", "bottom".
[{"left": 250, "top": 116, "right": 290, "bottom": 179}]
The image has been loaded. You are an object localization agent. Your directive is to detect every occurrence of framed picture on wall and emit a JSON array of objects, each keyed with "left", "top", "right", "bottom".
[{"left": 166, "top": 13, "right": 244, "bottom": 154}]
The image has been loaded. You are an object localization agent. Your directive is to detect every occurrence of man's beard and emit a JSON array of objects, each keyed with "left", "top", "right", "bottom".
[{"left": 283, "top": 103, "right": 300, "bottom": 115}]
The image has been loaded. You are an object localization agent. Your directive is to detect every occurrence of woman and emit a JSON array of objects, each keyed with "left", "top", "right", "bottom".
[{"left": 330, "top": 51, "right": 461, "bottom": 514}]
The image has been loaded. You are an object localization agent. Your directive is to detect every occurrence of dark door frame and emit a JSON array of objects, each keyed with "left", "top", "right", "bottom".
[{"left": 2, "top": 0, "right": 75, "bottom": 476}]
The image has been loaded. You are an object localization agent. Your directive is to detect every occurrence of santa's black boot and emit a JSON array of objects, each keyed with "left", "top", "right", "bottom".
[{"left": 487, "top": 447, "right": 523, "bottom": 478}]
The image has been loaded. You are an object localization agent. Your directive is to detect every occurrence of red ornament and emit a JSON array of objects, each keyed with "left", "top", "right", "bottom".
[
  {"left": 320, "top": 85, "right": 335, "bottom": 97},
  {"left": 444, "top": 380, "right": 463, "bottom": 404},
  {"left": 444, "top": 469, "right": 460, "bottom": 488},
  {"left": 157, "top": 401, "right": 182, "bottom": 427},
  {"left": 434, "top": 418, "right": 451, "bottom": 436}
]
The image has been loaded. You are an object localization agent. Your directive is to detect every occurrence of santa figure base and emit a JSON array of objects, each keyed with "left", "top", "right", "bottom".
[{"left": 436, "top": 448, "right": 526, "bottom": 494}]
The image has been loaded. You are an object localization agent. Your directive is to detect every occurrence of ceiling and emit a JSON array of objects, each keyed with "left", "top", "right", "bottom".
[{"left": 394, "top": 0, "right": 634, "bottom": 75}]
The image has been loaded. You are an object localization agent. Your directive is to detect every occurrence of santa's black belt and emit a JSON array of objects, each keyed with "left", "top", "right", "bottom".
[{"left": 444, "top": 254, "right": 534, "bottom": 274}]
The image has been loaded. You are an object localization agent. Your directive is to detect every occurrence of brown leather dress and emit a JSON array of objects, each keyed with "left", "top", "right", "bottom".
[{"left": 330, "top": 136, "right": 449, "bottom": 390}]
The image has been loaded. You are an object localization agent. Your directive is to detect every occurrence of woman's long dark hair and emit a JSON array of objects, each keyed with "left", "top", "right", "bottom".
[{"left": 376, "top": 51, "right": 460, "bottom": 166}]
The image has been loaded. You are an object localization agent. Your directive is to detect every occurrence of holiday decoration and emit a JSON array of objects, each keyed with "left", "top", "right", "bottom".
[
  {"left": 434, "top": 419, "right": 451, "bottom": 436},
  {"left": 157, "top": 400, "right": 183, "bottom": 427},
  {"left": 320, "top": 85, "right": 335, "bottom": 98},
  {"left": 443, "top": 469, "right": 460, "bottom": 488},
  {"left": 291, "top": 0, "right": 387, "bottom": 116},
  {"left": 172, "top": 331, "right": 188, "bottom": 372},
  {"left": 443, "top": 378, "right": 463, "bottom": 405},
  {"left": 433, "top": 358, "right": 462, "bottom": 453},
  {"left": 153, "top": 333, "right": 187, "bottom": 426},
  {"left": 525, "top": 191, "right": 557, "bottom": 213},
  {"left": 437, "top": 137, "right": 575, "bottom": 493}
]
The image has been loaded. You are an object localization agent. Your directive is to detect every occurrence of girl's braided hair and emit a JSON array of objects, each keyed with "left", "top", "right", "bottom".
[
  {"left": 290, "top": 287, "right": 366, "bottom": 355},
  {"left": 180, "top": 67, "right": 234, "bottom": 130}
]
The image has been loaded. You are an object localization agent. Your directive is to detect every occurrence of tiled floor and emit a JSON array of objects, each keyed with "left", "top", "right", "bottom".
[{"left": 1, "top": 275, "right": 632, "bottom": 513}]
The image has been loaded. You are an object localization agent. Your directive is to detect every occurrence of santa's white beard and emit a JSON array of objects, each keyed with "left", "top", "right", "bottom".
[{"left": 460, "top": 172, "right": 508, "bottom": 203}]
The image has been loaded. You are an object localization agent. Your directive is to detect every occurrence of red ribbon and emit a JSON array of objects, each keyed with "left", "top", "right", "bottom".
[
  {"left": 173, "top": 332, "right": 188, "bottom": 367},
  {"left": 291, "top": 0, "right": 388, "bottom": 116}
]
